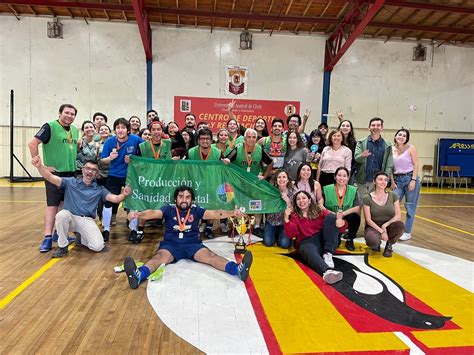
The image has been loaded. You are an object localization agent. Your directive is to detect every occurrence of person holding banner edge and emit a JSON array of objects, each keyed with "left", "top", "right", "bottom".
[
  {"left": 124, "top": 186, "right": 253, "bottom": 289},
  {"left": 187, "top": 128, "right": 225, "bottom": 239},
  {"left": 225, "top": 128, "right": 274, "bottom": 237},
  {"left": 127, "top": 118, "right": 173, "bottom": 243}
]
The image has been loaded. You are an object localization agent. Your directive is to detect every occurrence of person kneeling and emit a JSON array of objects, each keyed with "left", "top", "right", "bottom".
[
  {"left": 284, "top": 191, "right": 347, "bottom": 284},
  {"left": 32, "top": 156, "right": 130, "bottom": 258},
  {"left": 123, "top": 186, "right": 253, "bottom": 289}
]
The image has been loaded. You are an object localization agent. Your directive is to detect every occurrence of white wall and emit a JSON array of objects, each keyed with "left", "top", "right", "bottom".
[
  {"left": 0, "top": 16, "right": 473, "bottom": 178},
  {"left": 152, "top": 27, "right": 325, "bottom": 122},
  {"left": 329, "top": 39, "right": 474, "bottom": 132},
  {"left": 0, "top": 16, "right": 146, "bottom": 127}
]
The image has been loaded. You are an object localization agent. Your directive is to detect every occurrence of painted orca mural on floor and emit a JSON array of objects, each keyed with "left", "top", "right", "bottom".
[
  {"left": 333, "top": 254, "right": 451, "bottom": 329},
  {"left": 288, "top": 252, "right": 452, "bottom": 329}
]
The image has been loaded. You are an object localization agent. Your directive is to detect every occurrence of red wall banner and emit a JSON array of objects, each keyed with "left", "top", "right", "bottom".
[{"left": 174, "top": 96, "right": 300, "bottom": 132}]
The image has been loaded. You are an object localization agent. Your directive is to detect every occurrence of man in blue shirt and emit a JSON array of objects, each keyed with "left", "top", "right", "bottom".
[
  {"left": 354, "top": 117, "right": 393, "bottom": 199},
  {"left": 123, "top": 186, "right": 253, "bottom": 289},
  {"left": 32, "top": 155, "right": 131, "bottom": 258},
  {"left": 100, "top": 118, "right": 143, "bottom": 241}
]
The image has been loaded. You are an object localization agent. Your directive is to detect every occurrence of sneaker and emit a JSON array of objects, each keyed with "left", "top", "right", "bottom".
[
  {"left": 220, "top": 222, "right": 229, "bottom": 233},
  {"left": 75, "top": 233, "right": 82, "bottom": 247},
  {"left": 383, "top": 242, "right": 393, "bottom": 258},
  {"left": 323, "top": 252, "right": 335, "bottom": 268},
  {"left": 128, "top": 230, "right": 137, "bottom": 242},
  {"left": 399, "top": 233, "right": 412, "bottom": 241},
  {"left": 52, "top": 231, "right": 59, "bottom": 242},
  {"left": 102, "top": 230, "right": 110, "bottom": 242},
  {"left": 323, "top": 270, "right": 343, "bottom": 284},
  {"left": 52, "top": 246, "right": 68, "bottom": 258},
  {"left": 371, "top": 243, "right": 381, "bottom": 252},
  {"left": 39, "top": 238, "right": 53, "bottom": 252},
  {"left": 252, "top": 227, "right": 263, "bottom": 238},
  {"left": 124, "top": 256, "right": 142, "bottom": 289},
  {"left": 237, "top": 251, "right": 253, "bottom": 281},
  {"left": 345, "top": 239, "right": 355, "bottom": 251},
  {"left": 133, "top": 231, "right": 145, "bottom": 244},
  {"left": 111, "top": 214, "right": 117, "bottom": 226},
  {"left": 205, "top": 230, "right": 215, "bottom": 239}
]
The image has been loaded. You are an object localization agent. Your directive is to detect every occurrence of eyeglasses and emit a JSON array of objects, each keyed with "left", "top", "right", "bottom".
[
  {"left": 83, "top": 167, "right": 98, "bottom": 173},
  {"left": 199, "top": 137, "right": 212, "bottom": 141}
]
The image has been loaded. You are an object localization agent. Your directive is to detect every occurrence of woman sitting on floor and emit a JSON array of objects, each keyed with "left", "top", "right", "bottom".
[
  {"left": 284, "top": 190, "right": 347, "bottom": 284},
  {"left": 323, "top": 167, "right": 361, "bottom": 251},
  {"left": 362, "top": 171, "right": 404, "bottom": 257},
  {"left": 295, "top": 162, "right": 324, "bottom": 208},
  {"left": 263, "top": 170, "right": 295, "bottom": 249}
]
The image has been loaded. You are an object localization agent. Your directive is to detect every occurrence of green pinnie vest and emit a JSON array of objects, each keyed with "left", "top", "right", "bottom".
[
  {"left": 226, "top": 135, "right": 244, "bottom": 151},
  {"left": 233, "top": 143, "right": 263, "bottom": 176},
  {"left": 262, "top": 136, "right": 287, "bottom": 157},
  {"left": 139, "top": 139, "right": 172, "bottom": 160},
  {"left": 188, "top": 145, "right": 222, "bottom": 161},
  {"left": 323, "top": 184, "right": 358, "bottom": 213},
  {"left": 42, "top": 120, "right": 79, "bottom": 172}
]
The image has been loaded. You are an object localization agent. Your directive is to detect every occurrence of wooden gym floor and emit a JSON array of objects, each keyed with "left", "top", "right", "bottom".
[{"left": 0, "top": 180, "right": 472, "bottom": 353}]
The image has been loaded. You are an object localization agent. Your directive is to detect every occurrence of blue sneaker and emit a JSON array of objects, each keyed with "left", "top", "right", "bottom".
[
  {"left": 39, "top": 238, "right": 53, "bottom": 252},
  {"left": 237, "top": 251, "right": 253, "bottom": 281},
  {"left": 124, "top": 257, "right": 143, "bottom": 289},
  {"left": 52, "top": 231, "right": 75, "bottom": 244},
  {"left": 52, "top": 231, "right": 59, "bottom": 242}
]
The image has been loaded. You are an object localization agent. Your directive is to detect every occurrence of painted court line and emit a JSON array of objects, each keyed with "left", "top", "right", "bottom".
[
  {"left": 0, "top": 244, "right": 75, "bottom": 310},
  {"left": 394, "top": 332, "right": 425, "bottom": 355},
  {"left": 403, "top": 211, "right": 474, "bottom": 236},
  {"left": 417, "top": 206, "right": 474, "bottom": 208},
  {"left": 0, "top": 200, "right": 45, "bottom": 203}
]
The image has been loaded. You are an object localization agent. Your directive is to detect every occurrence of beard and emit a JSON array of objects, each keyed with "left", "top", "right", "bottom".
[{"left": 177, "top": 202, "right": 190, "bottom": 211}]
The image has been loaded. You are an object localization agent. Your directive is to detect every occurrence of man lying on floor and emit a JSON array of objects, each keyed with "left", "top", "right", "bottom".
[{"left": 123, "top": 185, "right": 253, "bottom": 289}]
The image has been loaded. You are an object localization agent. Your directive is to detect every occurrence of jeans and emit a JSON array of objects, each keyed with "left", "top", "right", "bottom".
[
  {"left": 263, "top": 224, "right": 292, "bottom": 249},
  {"left": 393, "top": 175, "right": 421, "bottom": 233},
  {"left": 297, "top": 214, "right": 340, "bottom": 274}
]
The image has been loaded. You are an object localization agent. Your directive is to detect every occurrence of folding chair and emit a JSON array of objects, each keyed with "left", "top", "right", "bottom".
[{"left": 421, "top": 164, "right": 434, "bottom": 187}]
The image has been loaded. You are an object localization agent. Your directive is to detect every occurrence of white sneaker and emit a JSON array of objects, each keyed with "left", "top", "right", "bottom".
[
  {"left": 323, "top": 252, "right": 335, "bottom": 268},
  {"left": 399, "top": 233, "right": 412, "bottom": 241},
  {"left": 323, "top": 270, "right": 343, "bottom": 284},
  {"left": 220, "top": 222, "right": 228, "bottom": 233},
  {"left": 199, "top": 223, "right": 206, "bottom": 233}
]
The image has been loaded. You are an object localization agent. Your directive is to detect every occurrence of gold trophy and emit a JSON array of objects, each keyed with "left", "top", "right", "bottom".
[{"left": 234, "top": 216, "right": 247, "bottom": 254}]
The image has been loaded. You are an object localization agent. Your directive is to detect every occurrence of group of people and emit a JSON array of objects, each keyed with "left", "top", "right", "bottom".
[{"left": 28, "top": 102, "right": 422, "bottom": 288}]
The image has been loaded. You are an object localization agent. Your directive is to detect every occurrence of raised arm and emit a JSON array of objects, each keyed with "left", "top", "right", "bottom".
[
  {"left": 203, "top": 205, "right": 244, "bottom": 220},
  {"left": 31, "top": 155, "right": 62, "bottom": 187},
  {"left": 106, "top": 186, "right": 131, "bottom": 204}
]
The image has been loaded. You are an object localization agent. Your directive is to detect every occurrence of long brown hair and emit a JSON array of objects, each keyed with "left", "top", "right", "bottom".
[{"left": 292, "top": 190, "right": 322, "bottom": 219}]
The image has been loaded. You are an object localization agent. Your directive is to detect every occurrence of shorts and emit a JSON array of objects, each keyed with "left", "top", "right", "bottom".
[
  {"left": 158, "top": 241, "right": 207, "bottom": 262},
  {"left": 104, "top": 175, "right": 126, "bottom": 208},
  {"left": 45, "top": 171, "right": 75, "bottom": 206}
]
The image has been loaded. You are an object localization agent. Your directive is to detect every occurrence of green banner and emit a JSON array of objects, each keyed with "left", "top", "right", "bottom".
[{"left": 124, "top": 156, "right": 286, "bottom": 213}]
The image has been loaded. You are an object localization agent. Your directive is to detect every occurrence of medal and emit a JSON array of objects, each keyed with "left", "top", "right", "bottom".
[
  {"left": 247, "top": 167, "right": 251, "bottom": 172},
  {"left": 175, "top": 206, "right": 192, "bottom": 239}
]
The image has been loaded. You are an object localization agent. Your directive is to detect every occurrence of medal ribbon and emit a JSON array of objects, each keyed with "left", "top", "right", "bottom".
[
  {"left": 244, "top": 143, "right": 254, "bottom": 170},
  {"left": 175, "top": 207, "right": 192, "bottom": 232},
  {"left": 336, "top": 184, "right": 347, "bottom": 210},
  {"left": 115, "top": 137, "right": 129, "bottom": 151},
  {"left": 62, "top": 126, "right": 72, "bottom": 145},
  {"left": 199, "top": 146, "right": 209, "bottom": 161},
  {"left": 150, "top": 140, "right": 162, "bottom": 160}
]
